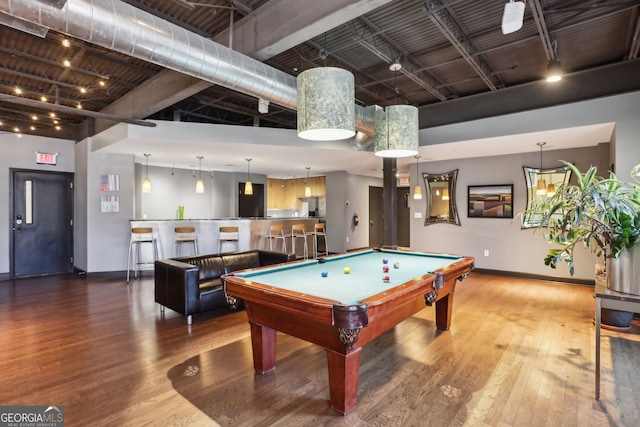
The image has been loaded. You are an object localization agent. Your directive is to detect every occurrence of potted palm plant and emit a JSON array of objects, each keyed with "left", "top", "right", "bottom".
[{"left": 527, "top": 161, "right": 640, "bottom": 328}]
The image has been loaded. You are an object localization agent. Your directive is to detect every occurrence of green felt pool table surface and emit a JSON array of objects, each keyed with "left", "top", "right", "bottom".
[{"left": 233, "top": 248, "right": 463, "bottom": 304}]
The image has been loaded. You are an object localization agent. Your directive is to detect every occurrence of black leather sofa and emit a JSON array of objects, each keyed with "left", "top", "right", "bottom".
[{"left": 154, "top": 249, "right": 295, "bottom": 324}]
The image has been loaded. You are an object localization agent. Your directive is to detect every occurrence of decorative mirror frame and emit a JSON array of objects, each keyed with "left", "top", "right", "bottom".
[
  {"left": 422, "top": 169, "right": 460, "bottom": 226},
  {"left": 521, "top": 165, "right": 572, "bottom": 228}
]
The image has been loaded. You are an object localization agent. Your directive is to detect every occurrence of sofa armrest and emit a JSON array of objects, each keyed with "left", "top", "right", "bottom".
[
  {"left": 154, "top": 259, "right": 200, "bottom": 316},
  {"left": 257, "top": 250, "right": 296, "bottom": 266}
]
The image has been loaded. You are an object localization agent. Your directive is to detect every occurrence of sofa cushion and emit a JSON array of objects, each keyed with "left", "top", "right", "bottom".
[
  {"left": 222, "top": 250, "right": 261, "bottom": 273},
  {"left": 199, "top": 278, "right": 223, "bottom": 297},
  {"left": 179, "top": 256, "right": 225, "bottom": 282}
]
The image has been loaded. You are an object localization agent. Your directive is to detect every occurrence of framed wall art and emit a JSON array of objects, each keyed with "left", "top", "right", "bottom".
[{"left": 467, "top": 184, "right": 513, "bottom": 218}]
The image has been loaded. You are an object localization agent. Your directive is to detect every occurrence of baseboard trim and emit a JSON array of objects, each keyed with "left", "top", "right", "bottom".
[{"left": 472, "top": 268, "right": 595, "bottom": 286}]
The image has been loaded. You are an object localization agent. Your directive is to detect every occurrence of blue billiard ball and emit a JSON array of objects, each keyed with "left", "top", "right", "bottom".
[
  {"left": 321, "top": 270, "right": 328, "bottom": 277},
  {"left": 382, "top": 258, "right": 389, "bottom": 264}
]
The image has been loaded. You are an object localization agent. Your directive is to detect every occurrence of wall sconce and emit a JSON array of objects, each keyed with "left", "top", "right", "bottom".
[
  {"left": 297, "top": 67, "right": 355, "bottom": 141},
  {"left": 304, "top": 166, "right": 312, "bottom": 197},
  {"left": 142, "top": 153, "right": 151, "bottom": 193},
  {"left": 442, "top": 188, "right": 450, "bottom": 201},
  {"left": 245, "top": 158, "right": 253, "bottom": 195},
  {"left": 413, "top": 155, "right": 422, "bottom": 200},
  {"left": 195, "top": 156, "right": 204, "bottom": 193}
]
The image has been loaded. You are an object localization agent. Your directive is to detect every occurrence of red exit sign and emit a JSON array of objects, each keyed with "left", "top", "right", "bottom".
[{"left": 36, "top": 151, "right": 58, "bottom": 165}]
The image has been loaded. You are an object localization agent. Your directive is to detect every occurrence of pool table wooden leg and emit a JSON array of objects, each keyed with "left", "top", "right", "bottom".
[
  {"left": 435, "top": 292, "right": 453, "bottom": 330},
  {"left": 326, "top": 348, "right": 361, "bottom": 414},
  {"left": 249, "top": 321, "right": 277, "bottom": 374}
]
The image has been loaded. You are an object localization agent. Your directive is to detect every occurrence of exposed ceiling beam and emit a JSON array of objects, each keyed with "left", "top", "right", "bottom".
[
  {"left": 0, "top": 94, "right": 156, "bottom": 127},
  {"left": 425, "top": 0, "right": 500, "bottom": 91}
]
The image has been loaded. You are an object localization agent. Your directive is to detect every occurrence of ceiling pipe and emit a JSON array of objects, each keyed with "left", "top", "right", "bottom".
[{"left": 0, "top": 0, "right": 375, "bottom": 136}]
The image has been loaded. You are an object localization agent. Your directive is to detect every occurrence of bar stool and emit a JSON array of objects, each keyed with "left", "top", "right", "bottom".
[
  {"left": 127, "top": 227, "right": 159, "bottom": 282},
  {"left": 260, "top": 224, "right": 287, "bottom": 252},
  {"left": 309, "top": 223, "right": 328, "bottom": 259},
  {"left": 173, "top": 226, "right": 198, "bottom": 256},
  {"left": 290, "top": 224, "right": 308, "bottom": 259},
  {"left": 218, "top": 226, "right": 239, "bottom": 253}
]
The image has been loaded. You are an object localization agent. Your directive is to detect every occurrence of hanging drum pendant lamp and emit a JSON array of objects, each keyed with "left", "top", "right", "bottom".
[
  {"left": 297, "top": 67, "right": 356, "bottom": 141},
  {"left": 374, "top": 104, "right": 419, "bottom": 158}
]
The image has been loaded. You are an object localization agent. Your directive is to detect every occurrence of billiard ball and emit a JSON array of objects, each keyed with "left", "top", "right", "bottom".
[
  {"left": 382, "top": 275, "right": 390, "bottom": 282},
  {"left": 382, "top": 258, "right": 389, "bottom": 264},
  {"left": 382, "top": 265, "right": 389, "bottom": 272},
  {"left": 344, "top": 267, "right": 351, "bottom": 274},
  {"left": 393, "top": 262, "right": 400, "bottom": 269},
  {"left": 321, "top": 270, "right": 328, "bottom": 277}
]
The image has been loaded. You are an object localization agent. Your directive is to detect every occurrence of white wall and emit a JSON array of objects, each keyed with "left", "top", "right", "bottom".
[
  {"left": 0, "top": 133, "right": 74, "bottom": 276},
  {"left": 133, "top": 164, "right": 264, "bottom": 220}
]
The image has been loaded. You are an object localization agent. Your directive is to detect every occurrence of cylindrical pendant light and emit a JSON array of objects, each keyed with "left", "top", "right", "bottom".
[
  {"left": 304, "top": 166, "right": 312, "bottom": 197},
  {"left": 374, "top": 104, "right": 419, "bottom": 158},
  {"left": 297, "top": 67, "right": 355, "bottom": 141},
  {"left": 413, "top": 155, "right": 422, "bottom": 200},
  {"left": 245, "top": 158, "right": 253, "bottom": 195},
  {"left": 536, "top": 142, "right": 547, "bottom": 195},
  {"left": 142, "top": 153, "right": 151, "bottom": 193},
  {"left": 195, "top": 156, "right": 204, "bottom": 193}
]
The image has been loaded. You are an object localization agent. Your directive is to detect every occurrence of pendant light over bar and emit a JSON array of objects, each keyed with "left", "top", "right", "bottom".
[
  {"left": 297, "top": 67, "right": 355, "bottom": 141},
  {"left": 304, "top": 166, "right": 312, "bottom": 197},
  {"left": 142, "top": 153, "right": 151, "bottom": 193},
  {"left": 195, "top": 156, "right": 204, "bottom": 193},
  {"left": 245, "top": 158, "right": 253, "bottom": 195},
  {"left": 413, "top": 155, "right": 422, "bottom": 200}
]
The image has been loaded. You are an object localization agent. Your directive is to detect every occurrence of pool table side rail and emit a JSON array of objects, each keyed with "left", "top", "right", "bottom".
[{"left": 223, "top": 274, "right": 341, "bottom": 326}]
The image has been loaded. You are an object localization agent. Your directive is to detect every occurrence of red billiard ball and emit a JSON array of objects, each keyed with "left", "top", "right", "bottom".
[
  {"left": 382, "top": 275, "right": 390, "bottom": 282},
  {"left": 382, "top": 265, "right": 389, "bottom": 272}
]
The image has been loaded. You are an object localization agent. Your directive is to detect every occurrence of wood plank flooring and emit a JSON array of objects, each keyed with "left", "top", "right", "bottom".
[{"left": 0, "top": 272, "right": 638, "bottom": 426}]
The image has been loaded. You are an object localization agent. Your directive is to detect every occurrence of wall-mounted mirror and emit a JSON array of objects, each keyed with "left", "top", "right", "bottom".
[
  {"left": 522, "top": 165, "right": 572, "bottom": 228},
  {"left": 422, "top": 169, "right": 460, "bottom": 226}
]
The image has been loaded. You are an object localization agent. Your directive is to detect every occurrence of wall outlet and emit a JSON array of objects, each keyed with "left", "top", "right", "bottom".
[{"left": 484, "top": 250, "right": 489, "bottom": 257}]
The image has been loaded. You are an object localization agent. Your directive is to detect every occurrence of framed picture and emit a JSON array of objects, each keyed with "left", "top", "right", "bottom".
[{"left": 467, "top": 184, "right": 513, "bottom": 218}]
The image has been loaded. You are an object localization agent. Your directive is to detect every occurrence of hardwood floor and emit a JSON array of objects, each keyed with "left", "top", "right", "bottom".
[{"left": 0, "top": 272, "right": 638, "bottom": 426}]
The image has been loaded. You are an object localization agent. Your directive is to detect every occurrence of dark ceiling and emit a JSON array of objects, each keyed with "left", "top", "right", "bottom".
[{"left": 0, "top": 0, "right": 639, "bottom": 141}]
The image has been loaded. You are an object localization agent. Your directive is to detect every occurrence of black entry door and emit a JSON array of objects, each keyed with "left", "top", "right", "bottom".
[{"left": 11, "top": 169, "right": 74, "bottom": 278}]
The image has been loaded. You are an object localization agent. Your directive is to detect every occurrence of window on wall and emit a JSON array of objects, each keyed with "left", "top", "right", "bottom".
[
  {"left": 521, "top": 166, "right": 572, "bottom": 228},
  {"left": 422, "top": 169, "right": 460, "bottom": 226}
]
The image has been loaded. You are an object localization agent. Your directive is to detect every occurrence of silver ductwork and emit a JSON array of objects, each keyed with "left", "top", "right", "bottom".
[{"left": 0, "top": 0, "right": 375, "bottom": 136}]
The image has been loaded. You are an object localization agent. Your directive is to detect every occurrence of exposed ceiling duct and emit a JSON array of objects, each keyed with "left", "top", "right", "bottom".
[{"left": 0, "top": 0, "right": 375, "bottom": 136}]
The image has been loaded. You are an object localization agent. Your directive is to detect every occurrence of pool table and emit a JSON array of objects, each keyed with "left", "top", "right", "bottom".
[{"left": 222, "top": 248, "right": 474, "bottom": 414}]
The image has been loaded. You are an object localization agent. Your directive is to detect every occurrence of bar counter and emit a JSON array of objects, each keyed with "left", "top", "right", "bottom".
[{"left": 129, "top": 217, "right": 322, "bottom": 259}]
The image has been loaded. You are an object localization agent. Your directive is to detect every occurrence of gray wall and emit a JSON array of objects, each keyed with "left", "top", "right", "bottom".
[
  {"left": 409, "top": 147, "right": 601, "bottom": 281},
  {"left": 0, "top": 134, "right": 75, "bottom": 275}
]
